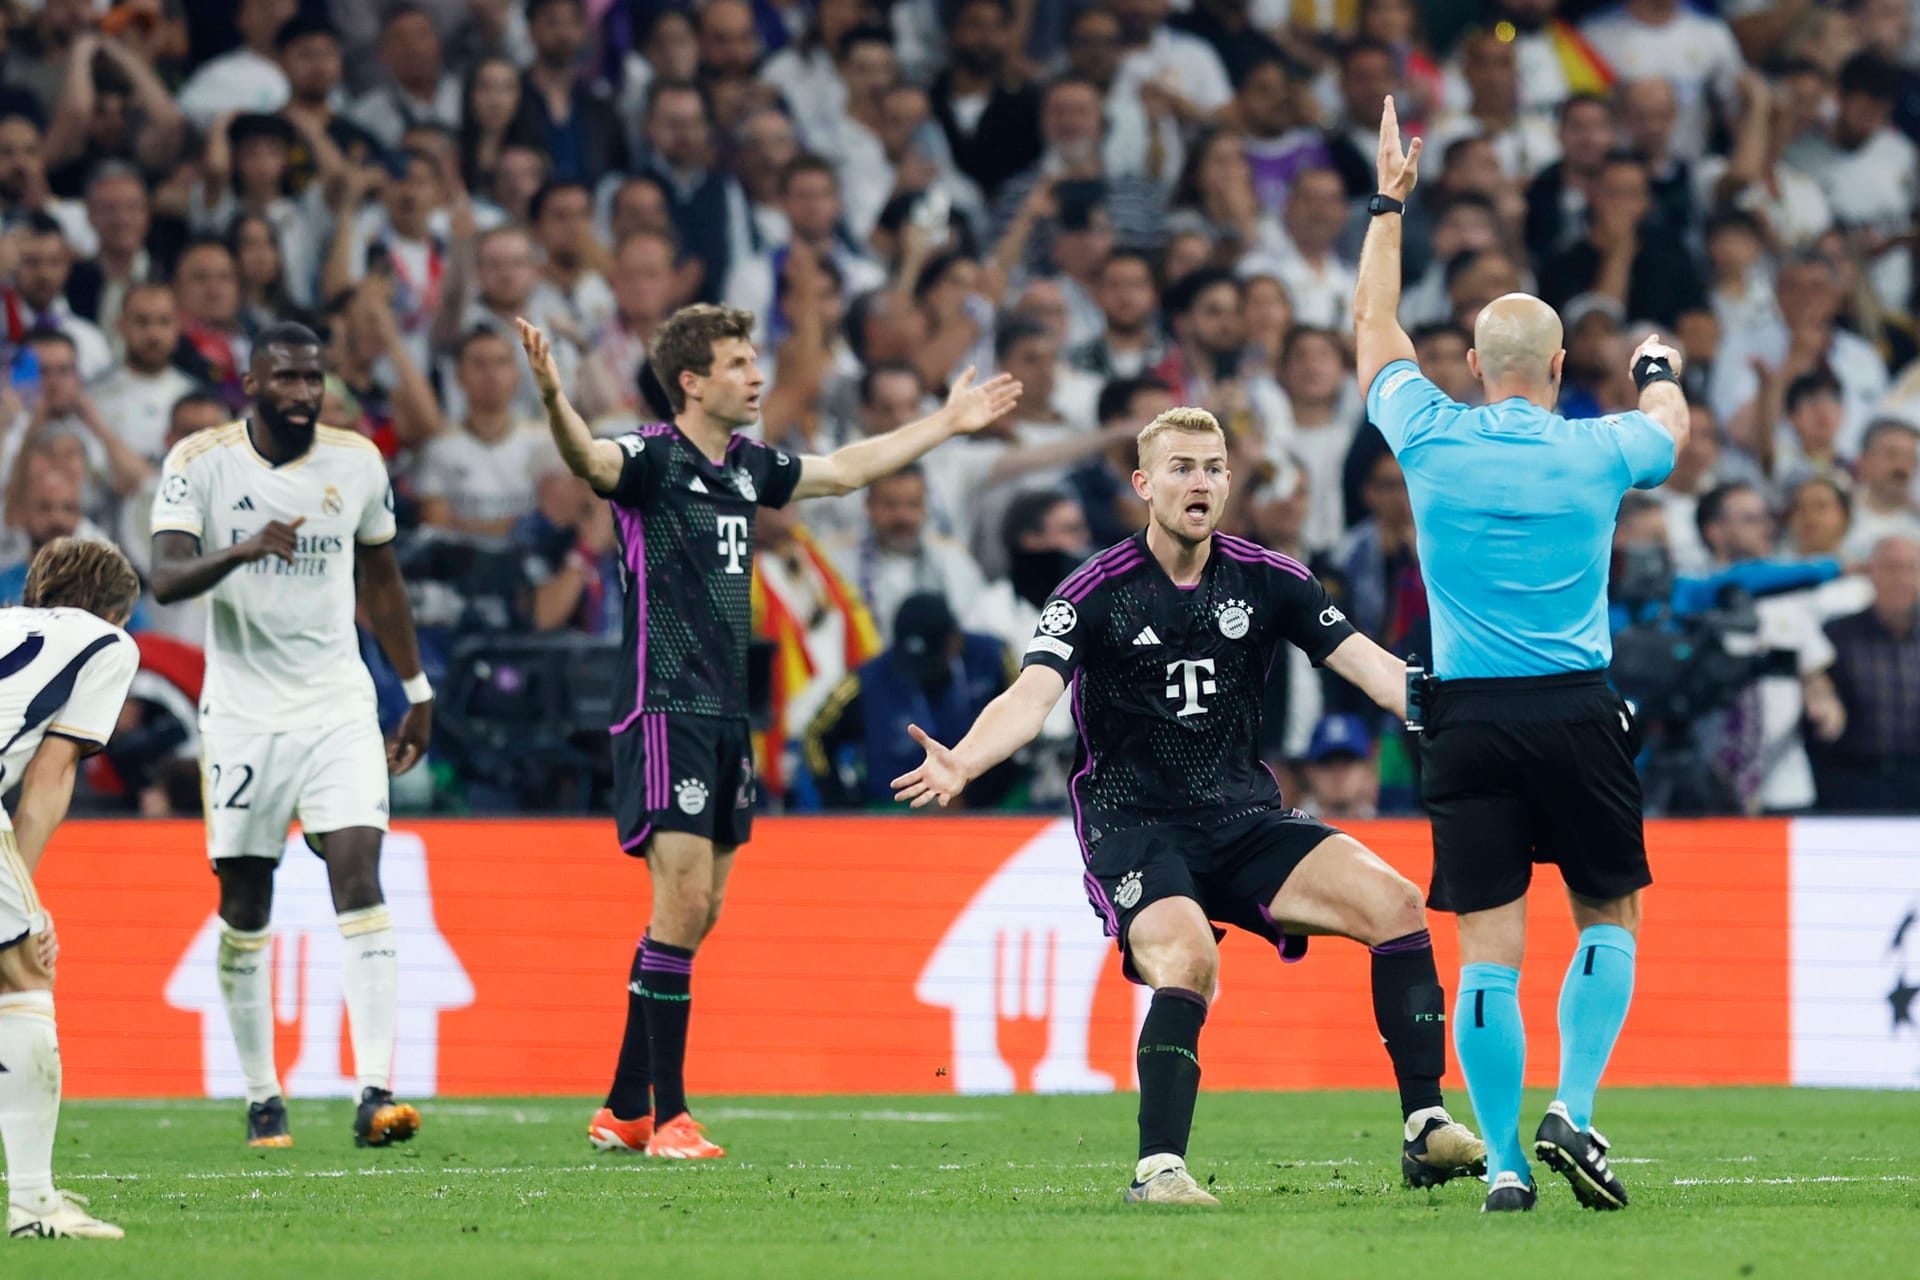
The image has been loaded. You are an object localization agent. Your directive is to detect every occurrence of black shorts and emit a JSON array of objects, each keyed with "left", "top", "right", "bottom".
[
  {"left": 1419, "top": 669, "right": 1650, "bottom": 914},
  {"left": 1083, "top": 807, "right": 1339, "bottom": 979},
  {"left": 612, "top": 712, "right": 756, "bottom": 854}
]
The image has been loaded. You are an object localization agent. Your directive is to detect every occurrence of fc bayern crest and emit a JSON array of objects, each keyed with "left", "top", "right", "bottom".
[
  {"left": 732, "top": 467, "right": 757, "bottom": 502},
  {"left": 1216, "top": 599, "right": 1251, "bottom": 639}
]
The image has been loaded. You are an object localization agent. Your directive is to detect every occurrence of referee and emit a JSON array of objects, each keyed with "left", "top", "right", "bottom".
[{"left": 1351, "top": 98, "right": 1688, "bottom": 1214}]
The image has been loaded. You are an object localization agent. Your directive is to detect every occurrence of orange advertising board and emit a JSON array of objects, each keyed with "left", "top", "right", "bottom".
[{"left": 35, "top": 817, "right": 1790, "bottom": 1098}]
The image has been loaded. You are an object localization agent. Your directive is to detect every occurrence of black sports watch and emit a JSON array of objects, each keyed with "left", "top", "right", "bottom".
[{"left": 1367, "top": 193, "right": 1405, "bottom": 217}]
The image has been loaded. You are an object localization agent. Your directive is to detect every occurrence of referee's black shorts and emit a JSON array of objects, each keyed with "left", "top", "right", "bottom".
[{"left": 1419, "top": 669, "right": 1651, "bottom": 914}]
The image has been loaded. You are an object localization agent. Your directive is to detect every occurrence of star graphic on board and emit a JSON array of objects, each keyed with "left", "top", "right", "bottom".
[{"left": 1891, "top": 976, "right": 1919, "bottom": 1031}]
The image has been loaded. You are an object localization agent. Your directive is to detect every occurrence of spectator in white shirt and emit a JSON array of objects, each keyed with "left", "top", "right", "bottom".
[
  {"left": 347, "top": 4, "right": 465, "bottom": 151},
  {"left": 6, "top": 213, "right": 112, "bottom": 381},
  {"left": 832, "top": 464, "right": 999, "bottom": 648},
  {"left": 722, "top": 156, "right": 886, "bottom": 348},
  {"left": 1845, "top": 419, "right": 1920, "bottom": 559},
  {"left": 434, "top": 224, "right": 579, "bottom": 425},
  {"left": 1693, "top": 70, "right": 1833, "bottom": 253},
  {"left": 1580, "top": 0, "right": 1744, "bottom": 161},
  {"left": 176, "top": 0, "right": 296, "bottom": 131},
  {"left": 68, "top": 162, "right": 164, "bottom": 349},
  {"left": 1428, "top": 29, "right": 1561, "bottom": 182},
  {"left": 416, "top": 330, "right": 560, "bottom": 536},
  {"left": 1110, "top": 0, "right": 1235, "bottom": 130},
  {"left": 192, "top": 112, "right": 324, "bottom": 310},
  {"left": 529, "top": 179, "right": 616, "bottom": 343},
  {"left": 1242, "top": 167, "right": 1355, "bottom": 332},
  {"left": 1789, "top": 53, "right": 1919, "bottom": 314},
  {"left": 87, "top": 282, "right": 196, "bottom": 466},
  {"left": 1273, "top": 326, "right": 1358, "bottom": 554}
]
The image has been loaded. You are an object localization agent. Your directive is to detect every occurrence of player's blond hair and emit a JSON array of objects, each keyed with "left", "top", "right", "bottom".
[
  {"left": 1136, "top": 407, "right": 1226, "bottom": 468},
  {"left": 22, "top": 537, "right": 139, "bottom": 624}
]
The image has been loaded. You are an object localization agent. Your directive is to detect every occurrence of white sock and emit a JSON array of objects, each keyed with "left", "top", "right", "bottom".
[
  {"left": 217, "top": 923, "right": 281, "bottom": 1105},
  {"left": 1135, "top": 1152, "right": 1186, "bottom": 1182},
  {"left": 338, "top": 906, "right": 397, "bottom": 1093},
  {"left": 0, "top": 990, "right": 61, "bottom": 1213},
  {"left": 1405, "top": 1104, "right": 1452, "bottom": 1141}
]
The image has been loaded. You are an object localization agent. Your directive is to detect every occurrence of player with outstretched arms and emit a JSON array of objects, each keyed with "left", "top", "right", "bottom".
[
  {"left": 517, "top": 306, "right": 1020, "bottom": 1159},
  {"left": 149, "top": 322, "right": 433, "bottom": 1151},
  {"left": 893, "top": 407, "right": 1486, "bottom": 1204},
  {"left": 0, "top": 538, "right": 142, "bottom": 1239}
]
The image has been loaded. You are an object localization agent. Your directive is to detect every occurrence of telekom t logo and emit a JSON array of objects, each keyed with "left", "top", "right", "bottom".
[
  {"left": 716, "top": 515, "right": 750, "bottom": 574},
  {"left": 1165, "top": 658, "right": 1216, "bottom": 717}
]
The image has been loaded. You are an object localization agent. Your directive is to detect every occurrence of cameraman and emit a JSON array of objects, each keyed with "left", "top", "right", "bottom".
[{"left": 1695, "top": 483, "right": 1847, "bottom": 813}]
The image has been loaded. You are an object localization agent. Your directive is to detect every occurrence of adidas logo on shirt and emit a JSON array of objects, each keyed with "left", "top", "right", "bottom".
[
  {"left": 232, "top": 496, "right": 256, "bottom": 511},
  {"left": 1133, "top": 627, "right": 1160, "bottom": 646},
  {"left": 689, "top": 477, "right": 709, "bottom": 494}
]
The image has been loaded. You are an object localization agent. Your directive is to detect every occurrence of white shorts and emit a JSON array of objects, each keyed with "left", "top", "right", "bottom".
[
  {"left": 0, "top": 830, "right": 46, "bottom": 948},
  {"left": 202, "top": 719, "right": 390, "bottom": 863}
]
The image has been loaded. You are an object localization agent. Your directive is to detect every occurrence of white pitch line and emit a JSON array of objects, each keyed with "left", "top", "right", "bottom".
[{"left": 1670, "top": 1175, "right": 1919, "bottom": 1187}]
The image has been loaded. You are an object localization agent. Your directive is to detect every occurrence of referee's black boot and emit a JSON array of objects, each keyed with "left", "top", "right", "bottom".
[
  {"left": 1534, "top": 1101, "right": 1629, "bottom": 1210},
  {"left": 1480, "top": 1171, "right": 1537, "bottom": 1213}
]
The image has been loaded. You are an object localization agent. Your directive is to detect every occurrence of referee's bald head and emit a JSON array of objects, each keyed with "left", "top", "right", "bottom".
[{"left": 1467, "top": 292, "right": 1566, "bottom": 404}]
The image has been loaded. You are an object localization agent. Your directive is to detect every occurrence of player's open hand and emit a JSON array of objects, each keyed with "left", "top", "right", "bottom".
[
  {"left": 388, "top": 700, "right": 432, "bottom": 776},
  {"left": 1375, "top": 95, "right": 1422, "bottom": 201},
  {"left": 516, "top": 317, "right": 564, "bottom": 405},
  {"left": 36, "top": 917, "right": 56, "bottom": 979},
  {"left": 892, "top": 723, "right": 968, "bottom": 809},
  {"left": 943, "top": 367, "right": 1023, "bottom": 436},
  {"left": 236, "top": 516, "right": 304, "bottom": 565}
]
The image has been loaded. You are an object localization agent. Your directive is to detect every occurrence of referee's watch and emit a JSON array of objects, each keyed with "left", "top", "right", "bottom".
[{"left": 1367, "top": 193, "right": 1405, "bottom": 217}]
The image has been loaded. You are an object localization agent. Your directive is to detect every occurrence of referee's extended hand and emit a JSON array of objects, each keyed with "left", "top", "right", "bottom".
[
  {"left": 892, "top": 723, "right": 967, "bottom": 809},
  {"left": 1375, "top": 95, "right": 1422, "bottom": 201},
  {"left": 1629, "top": 332, "right": 1685, "bottom": 379}
]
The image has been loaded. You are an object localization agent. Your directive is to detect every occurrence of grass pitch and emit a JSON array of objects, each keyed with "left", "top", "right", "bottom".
[{"left": 12, "top": 1089, "right": 1916, "bottom": 1278}]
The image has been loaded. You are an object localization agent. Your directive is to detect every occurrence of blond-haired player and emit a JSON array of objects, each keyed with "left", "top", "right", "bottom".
[
  {"left": 150, "top": 323, "right": 432, "bottom": 1150},
  {"left": 1, "top": 539, "right": 141, "bottom": 1239},
  {"left": 894, "top": 408, "right": 1485, "bottom": 1203}
]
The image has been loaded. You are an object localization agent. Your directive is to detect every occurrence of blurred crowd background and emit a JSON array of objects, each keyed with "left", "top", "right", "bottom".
[{"left": 0, "top": 0, "right": 1916, "bottom": 821}]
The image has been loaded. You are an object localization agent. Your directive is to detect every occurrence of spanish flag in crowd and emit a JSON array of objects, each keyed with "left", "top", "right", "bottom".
[
  {"left": 751, "top": 527, "right": 882, "bottom": 796},
  {"left": 1539, "top": 18, "right": 1615, "bottom": 97}
]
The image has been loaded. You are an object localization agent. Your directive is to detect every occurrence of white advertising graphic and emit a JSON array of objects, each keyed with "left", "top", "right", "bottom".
[
  {"left": 165, "top": 831, "right": 474, "bottom": 1098},
  {"left": 917, "top": 820, "right": 1151, "bottom": 1094},
  {"left": 1789, "top": 819, "right": 1920, "bottom": 1089}
]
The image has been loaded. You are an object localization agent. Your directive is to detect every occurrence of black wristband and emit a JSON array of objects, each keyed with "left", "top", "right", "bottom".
[{"left": 1632, "top": 355, "right": 1679, "bottom": 392}]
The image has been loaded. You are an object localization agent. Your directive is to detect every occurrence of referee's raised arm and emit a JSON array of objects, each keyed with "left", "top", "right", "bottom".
[{"left": 1353, "top": 96, "right": 1422, "bottom": 399}]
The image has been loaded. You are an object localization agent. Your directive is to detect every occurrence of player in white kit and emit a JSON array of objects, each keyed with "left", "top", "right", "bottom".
[
  {"left": 149, "top": 323, "right": 433, "bottom": 1150},
  {"left": 0, "top": 538, "right": 141, "bottom": 1239}
]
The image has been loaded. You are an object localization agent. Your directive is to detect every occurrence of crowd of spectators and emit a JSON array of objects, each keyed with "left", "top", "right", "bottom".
[{"left": 0, "top": 0, "right": 1916, "bottom": 819}]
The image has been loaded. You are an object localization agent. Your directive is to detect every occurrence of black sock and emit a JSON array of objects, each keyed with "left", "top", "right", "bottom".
[
  {"left": 641, "top": 940, "right": 696, "bottom": 1123},
  {"left": 1137, "top": 988, "right": 1208, "bottom": 1161},
  {"left": 1371, "top": 930, "right": 1447, "bottom": 1118},
  {"left": 602, "top": 933, "right": 652, "bottom": 1118}
]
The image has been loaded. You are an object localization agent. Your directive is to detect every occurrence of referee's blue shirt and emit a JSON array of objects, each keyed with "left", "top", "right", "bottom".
[{"left": 1366, "top": 359, "right": 1677, "bottom": 679}]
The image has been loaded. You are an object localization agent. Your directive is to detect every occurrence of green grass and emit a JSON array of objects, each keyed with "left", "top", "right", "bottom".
[{"left": 13, "top": 1089, "right": 1917, "bottom": 1278}]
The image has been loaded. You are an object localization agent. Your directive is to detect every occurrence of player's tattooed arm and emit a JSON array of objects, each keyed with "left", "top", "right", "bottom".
[
  {"left": 517, "top": 316, "right": 626, "bottom": 493},
  {"left": 789, "top": 365, "right": 1024, "bottom": 501},
  {"left": 1322, "top": 634, "right": 1410, "bottom": 721},
  {"left": 892, "top": 665, "right": 1065, "bottom": 808},
  {"left": 356, "top": 541, "right": 433, "bottom": 775},
  {"left": 149, "top": 521, "right": 304, "bottom": 603}
]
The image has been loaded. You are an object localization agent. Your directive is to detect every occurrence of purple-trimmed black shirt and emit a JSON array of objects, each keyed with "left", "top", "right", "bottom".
[
  {"left": 1021, "top": 529, "right": 1356, "bottom": 836},
  {"left": 596, "top": 423, "right": 799, "bottom": 726}
]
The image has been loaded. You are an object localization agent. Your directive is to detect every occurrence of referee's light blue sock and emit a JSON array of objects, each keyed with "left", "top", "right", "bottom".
[
  {"left": 1454, "top": 962, "right": 1528, "bottom": 1185},
  {"left": 1555, "top": 924, "right": 1637, "bottom": 1132}
]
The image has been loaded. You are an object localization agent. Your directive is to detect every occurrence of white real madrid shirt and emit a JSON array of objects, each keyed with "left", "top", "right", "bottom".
[
  {"left": 149, "top": 421, "right": 397, "bottom": 735},
  {"left": 0, "top": 606, "right": 139, "bottom": 832}
]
